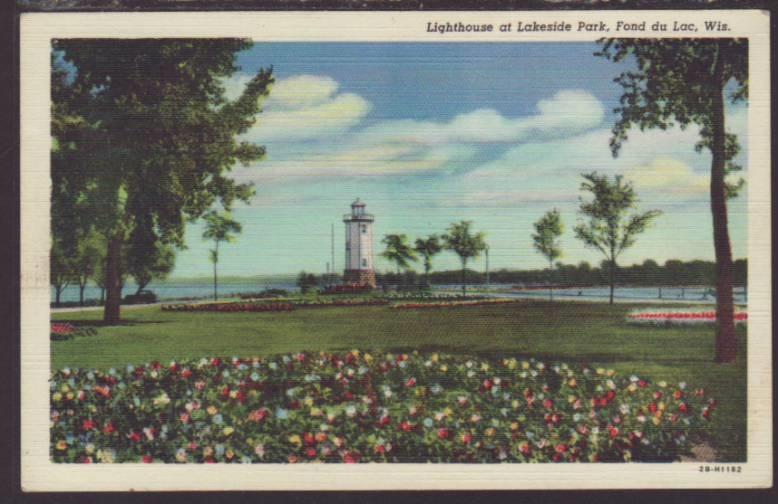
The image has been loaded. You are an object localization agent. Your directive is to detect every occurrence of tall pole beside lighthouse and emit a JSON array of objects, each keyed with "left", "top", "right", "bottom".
[{"left": 331, "top": 223, "right": 335, "bottom": 287}]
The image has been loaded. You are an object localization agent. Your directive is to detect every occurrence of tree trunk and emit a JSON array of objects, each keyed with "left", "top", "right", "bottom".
[
  {"left": 79, "top": 282, "right": 86, "bottom": 306},
  {"left": 609, "top": 258, "right": 615, "bottom": 305},
  {"left": 710, "top": 51, "right": 737, "bottom": 363},
  {"left": 548, "top": 258, "right": 554, "bottom": 302},
  {"left": 213, "top": 241, "right": 219, "bottom": 301},
  {"left": 461, "top": 260, "right": 466, "bottom": 296},
  {"left": 99, "top": 287, "right": 105, "bottom": 304},
  {"left": 103, "top": 235, "right": 123, "bottom": 325},
  {"left": 55, "top": 285, "right": 62, "bottom": 307}
]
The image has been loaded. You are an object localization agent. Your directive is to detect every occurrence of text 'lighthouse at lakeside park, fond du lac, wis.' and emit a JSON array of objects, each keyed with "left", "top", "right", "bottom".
[{"left": 425, "top": 19, "right": 732, "bottom": 34}]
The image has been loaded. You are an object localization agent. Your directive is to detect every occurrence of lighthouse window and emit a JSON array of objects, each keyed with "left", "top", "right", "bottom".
[
  {"left": 361, "top": 224, "right": 367, "bottom": 234},
  {"left": 362, "top": 258, "right": 367, "bottom": 267}
]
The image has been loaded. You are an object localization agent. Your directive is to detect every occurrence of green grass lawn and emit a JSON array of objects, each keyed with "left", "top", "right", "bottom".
[{"left": 51, "top": 300, "right": 747, "bottom": 461}]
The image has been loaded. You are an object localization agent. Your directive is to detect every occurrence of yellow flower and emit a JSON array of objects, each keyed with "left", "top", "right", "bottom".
[
  {"left": 60, "top": 384, "right": 70, "bottom": 393},
  {"left": 521, "top": 361, "right": 530, "bottom": 370},
  {"left": 310, "top": 407, "right": 323, "bottom": 417},
  {"left": 288, "top": 434, "right": 302, "bottom": 447},
  {"left": 658, "top": 381, "right": 668, "bottom": 388},
  {"left": 443, "top": 407, "right": 453, "bottom": 417},
  {"left": 223, "top": 426, "right": 234, "bottom": 437},
  {"left": 658, "top": 402, "right": 666, "bottom": 411},
  {"left": 66, "top": 392, "right": 74, "bottom": 401},
  {"left": 507, "top": 359, "right": 518, "bottom": 370},
  {"left": 304, "top": 396, "right": 314, "bottom": 407},
  {"left": 596, "top": 368, "right": 605, "bottom": 376},
  {"left": 480, "top": 362, "right": 490, "bottom": 372},
  {"left": 606, "top": 369, "right": 616, "bottom": 377},
  {"left": 652, "top": 416, "right": 661, "bottom": 426},
  {"left": 510, "top": 422, "right": 520, "bottom": 431},
  {"left": 627, "top": 383, "right": 638, "bottom": 393},
  {"left": 351, "top": 349, "right": 360, "bottom": 358},
  {"left": 56, "top": 440, "right": 67, "bottom": 451},
  {"left": 364, "top": 353, "right": 373, "bottom": 364},
  {"left": 225, "top": 449, "right": 235, "bottom": 460},
  {"left": 568, "top": 395, "right": 577, "bottom": 404},
  {"left": 203, "top": 446, "right": 214, "bottom": 458},
  {"left": 431, "top": 353, "right": 439, "bottom": 363},
  {"left": 207, "top": 405, "right": 218, "bottom": 415},
  {"left": 568, "top": 378, "right": 577, "bottom": 388},
  {"left": 52, "top": 392, "right": 62, "bottom": 402},
  {"left": 511, "top": 399, "right": 520, "bottom": 409},
  {"left": 439, "top": 364, "right": 448, "bottom": 373},
  {"left": 485, "top": 427, "right": 496, "bottom": 437},
  {"left": 229, "top": 390, "right": 238, "bottom": 399}
]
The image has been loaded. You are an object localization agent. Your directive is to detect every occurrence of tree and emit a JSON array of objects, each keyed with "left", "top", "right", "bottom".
[
  {"left": 532, "top": 209, "right": 564, "bottom": 301},
  {"left": 73, "top": 232, "right": 104, "bottom": 306},
  {"left": 52, "top": 39, "right": 273, "bottom": 324},
  {"left": 380, "top": 234, "right": 417, "bottom": 276},
  {"left": 202, "top": 211, "right": 242, "bottom": 301},
  {"left": 596, "top": 39, "right": 746, "bottom": 361},
  {"left": 126, "top": 242, "right": 176, "bottom": 294},
  {"left": 442, "top": 221, "right": 487, "bottom": 296},
  {"left": 414, "top": 235, "right": 442, "bottom": 287},
  {"left": 297, "top": 271, "right": 318, "bottom": 294},
  {"left": 574, "top": 172, "right": 661, "bottom": 304},
  {"left": 50, "top": 239, "right": 75, "bottom": 307}
]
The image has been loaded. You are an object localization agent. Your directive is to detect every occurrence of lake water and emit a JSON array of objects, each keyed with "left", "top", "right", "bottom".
[
  {"left": 51, "top": 282, "right": 300, "bottom": 303},
  {"left": 53, "top": 281, "right": 747, "bottom": 305}
]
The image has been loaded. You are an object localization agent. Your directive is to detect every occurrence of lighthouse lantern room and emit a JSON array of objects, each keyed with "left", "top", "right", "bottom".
[{"left": 343, "top": 198, "right": 376, "bottom": 288}]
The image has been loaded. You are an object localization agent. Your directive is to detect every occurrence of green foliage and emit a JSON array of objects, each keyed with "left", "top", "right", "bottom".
[
  {"left": 414, "top": 235, "right": 442, "bottom": 281},
  {"left": 296, "top": 271, "right": 319, "bottom": 294},
  {"left": 381, "top": 234, "right": 417, "bottom": 274},
  {"left": 202, "top": 211, "right": 243, "bottom": 300},
  {"left": 126, "top": 242, "right": 176, "bottom": 294},
  {"left": 52, "top": 39, "right": 273, "bottom": 320},
  {"left": 574, "top": 173, "right": 661, "bottom": 303},
  {"left": 532, "top": 209, "right": 564, "bottom": 301},
  {"left": 595, "top": 38, "right": 747, "bottom": 197},
  {"left": 532, "top": 209, "right": 563, "bottom": 265},
  {"left": 442, "top": 221, "right": 487, "bottom": 295}
]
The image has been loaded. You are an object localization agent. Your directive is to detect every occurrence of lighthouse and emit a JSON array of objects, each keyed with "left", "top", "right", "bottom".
[{"left": 343, "top": 198, "right": 377, "bottom": 289}]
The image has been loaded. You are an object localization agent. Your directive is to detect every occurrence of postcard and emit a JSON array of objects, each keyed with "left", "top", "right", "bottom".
[{"left": 20, "top": 9, "right": 771, "bottom": 490}]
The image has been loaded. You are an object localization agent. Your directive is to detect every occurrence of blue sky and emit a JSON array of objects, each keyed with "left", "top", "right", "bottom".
[{"left": 172, "top": 42, "right": 748, "bottom": 278}]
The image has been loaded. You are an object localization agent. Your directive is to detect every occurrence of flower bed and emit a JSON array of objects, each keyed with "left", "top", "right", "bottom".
[
  {"left": 50, "top": 351, "right": 716, "bottom": 463},
  {"left": 51, "top": 323, "right": 97, "bottom": 341},
  {"left": 391, "top": 298, "right": 521, "bottom": 310},
  {"left": 626, "top": 308, "right": 748, "bottom": 326},
  {"left": 161, "top": 302, "right": 295, "bottom": 313}
]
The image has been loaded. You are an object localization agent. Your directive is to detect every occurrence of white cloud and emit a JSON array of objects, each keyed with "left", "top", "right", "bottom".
[
  {"left": 357, "top": 89, "right": 604, "bottom": 146},
  {"left": 228, "top": 74, "right": 372, "bottom": 143}
]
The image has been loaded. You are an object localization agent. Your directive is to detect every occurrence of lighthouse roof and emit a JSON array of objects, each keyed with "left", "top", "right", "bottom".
[{"left": 351, "top": 198, "right": 366, "bottom": 207}]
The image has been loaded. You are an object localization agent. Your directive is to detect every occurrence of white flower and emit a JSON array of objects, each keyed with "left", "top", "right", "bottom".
[{"left": 629, "top": 375, "right": 639, "bottom": 383}]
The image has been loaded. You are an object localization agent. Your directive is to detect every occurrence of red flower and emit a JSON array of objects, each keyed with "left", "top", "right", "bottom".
[
  {"left": 649, "top": 402, "right": 658, "bottom": 413},
  {"left": 606, "top": 390, "right": 616, "bottom": 402},
  {"left": 609, "top": 426, "right": 619, "bottom": 439},
  {"left": 679, "top": 403, "right": 689, "bottom": 414},
  {"left": 142, "top": 455, "right": 153, "bottom": 464},
  {"left": 211, "top": 358, "right": 222, "bottom": 367},
  {"left": 81, "top": 419, "right": 96, "bottom": 431},
  {"left": 673, "top": 390, "right": 683, "bottom": 400},
  {"left": 555, "top": 443, "right": 569, "bottom": 453},
  {"left": 343, "top": 452, "right": 360, "bottom": 464},
  {"left": 304, "top": 432, "right": 316, "bottom": 446},
  {"left": 379, "top": 415, "right": 391, "bottom": 427},
  {"left": 306, "top": 448, "right": 317, "bottom": 458},
  {"left": 400, "top": 421, "right": 414, "bottom": 433},
  {"left": 520, "top": 443, "right": 532, "bottom": 456},
  {"left": 405, "top": 377, "right": 417, "bottom": 388},
  {"left": 543, "top": 398, "right": 554, "bottom": 410},
  {"left": 102, "top": 422, "right": 116, "bottom": 435},
  {"left": 181, "top": 369, "right": 193, "bottom": 379},
  {"left": 437, "top": 428, "right": 450, "bottom": 440},
  {"left": 462, "top": 433, "right": 473, "bottom": 445},
  {"left": 374, "top": 445, "right": 386, "bottom": 455},
  {"left": 129, "top": 431, "right": 142, "bottom": 443}
]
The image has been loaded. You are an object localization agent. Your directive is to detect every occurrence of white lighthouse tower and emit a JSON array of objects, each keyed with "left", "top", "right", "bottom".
[{"left": 343, "top": 198, "right": 376, "bottom": 289}]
